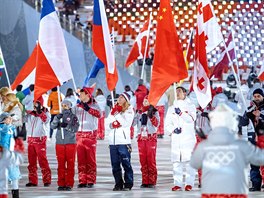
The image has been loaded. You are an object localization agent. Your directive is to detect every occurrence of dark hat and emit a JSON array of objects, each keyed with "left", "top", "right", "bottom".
[
  {"left": 138, "top": 79, "right": 144, "bottom": 85},
  {"left": 0, "top": 112, "right": 14, "bottom": 123},
  {"left": 121, "top": 92, "right": 131, "bottom": 102},
  {"left": 253, "top": 88, "right": 264, "bottom": 97}
]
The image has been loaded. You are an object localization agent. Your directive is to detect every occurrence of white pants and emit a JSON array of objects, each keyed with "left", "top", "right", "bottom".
[{"left": 172, "top": 161, "right": 196, "bottom": 188}]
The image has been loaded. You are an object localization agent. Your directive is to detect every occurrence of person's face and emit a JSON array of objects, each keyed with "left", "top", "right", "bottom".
[
  {"left": 143, "top": 98, "right": 149, "bottom": 107},
  {"left": 176, "top": 88, "right": 186, "bottom": 100},
  {"left": 117, "top": 95, "right": 126, "bottom": 106},
  {"left": 253, "top": 94, "right": 263, "bottom": 105},
  {"left": 62, "top": 104, "right": 70, "bottom": 110},
  {"left": 3, "top": 117, "right": 12, "bottom": 124},
  {"left": 80, "top": 92, "right": 90, "bottom": 102}
]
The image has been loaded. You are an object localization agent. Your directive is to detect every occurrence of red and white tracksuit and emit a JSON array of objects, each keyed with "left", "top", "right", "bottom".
[
  {"left": 156, "top": 94, "right": 168, "bottom": 137},
  {"left": 26, "top": 111, "right": 51, "bottom": 185},
  {"left": 136, "top": 110, "right": 160, "bottom": 185},
  {"left": 72, "top": 102, "right": 101, "bottom": 185}
]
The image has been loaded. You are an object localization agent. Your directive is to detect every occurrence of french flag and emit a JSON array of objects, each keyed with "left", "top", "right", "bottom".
[
  {"left": 92, "top": 0, "right": 118, "bottom": 91},
  {"left": 11, "top": 45, "right": 37, "bottom": 91},
  {"left": 34, "top": 0, "right": 73, "bottom": 100}
]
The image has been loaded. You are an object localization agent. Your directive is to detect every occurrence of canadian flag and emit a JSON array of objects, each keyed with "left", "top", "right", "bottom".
[
  {"left": 125, "top": 18, "right": 151, "bottom": 67},
  {"left": 259, "top": 60, "right": 264, "bottom": 81},
  {"left": 193, "top": 0, "right": 223, "bottom": 109}
]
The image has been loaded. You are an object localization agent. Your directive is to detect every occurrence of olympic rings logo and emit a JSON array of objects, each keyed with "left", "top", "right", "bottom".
[{"left": 205, "top": 151, "right": 235, "bottom": 166}]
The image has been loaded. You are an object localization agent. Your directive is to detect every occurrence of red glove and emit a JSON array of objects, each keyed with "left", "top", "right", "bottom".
[
  {"left": 14, "top": 138, "right": 25, "bottom": 153},
  {"left": 112, "top": 120, "right": 121, "bottom": 128},
  {"left": 38, "top": 112, "right": 47, "bottom": 122},
  {"left": 111, "top": 105, "right": 122, "bottom": 115}
]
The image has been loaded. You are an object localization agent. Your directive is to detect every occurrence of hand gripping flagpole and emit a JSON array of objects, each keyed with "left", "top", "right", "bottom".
[{"left": 140, "top": 12, "right": 152, "bottom": 80}]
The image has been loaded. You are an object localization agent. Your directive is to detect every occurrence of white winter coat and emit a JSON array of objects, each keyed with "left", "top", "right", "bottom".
[
  {"left": 165, "top": 98, "right": 196, "bottom": 162},
  {"left": 107, "top": 105, "right": 134, "bottom": 145},
  {"left": 95, "top": 95, "right": 106, "bottom": 112}
]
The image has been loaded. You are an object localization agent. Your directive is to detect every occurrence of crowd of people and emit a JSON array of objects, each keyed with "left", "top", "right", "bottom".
[{"left": 0, "top": 75, "right": 264, "bottom": 197}]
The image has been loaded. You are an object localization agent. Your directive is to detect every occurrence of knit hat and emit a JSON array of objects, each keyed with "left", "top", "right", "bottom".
[
  {"left": 36, "top": 96, "right": 44, "bottom": 106},
  {"left": 81, "top": 83, "right": 96, "bottom": 97},
  {"left": 0, "top": 112, "right": 14, "bottom": 123},
  {"left": 121, "top": 92, "right": 131, "bottom": 102},
  {"left": 209, "top": 103, "right": 238, "bottom": 132},
  {"left": 138, "top": 79, "right": 144, "bottom": 85},
  {"left": 61, "top": 99, "right": 72, "bottom": 108},
  {"left": 253, "top": 88, "right": 264, "bottom": 97}
]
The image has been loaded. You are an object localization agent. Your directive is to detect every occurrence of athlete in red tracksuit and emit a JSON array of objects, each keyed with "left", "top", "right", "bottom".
[
  {"left": 25, "top": 97, "right": 51, "bottom": 187},
  {"left": 51, "top": 99, "right": 80, "bottom": 191},
  {"left": 72, "top": 86, "right": 101, "bottom": 188},
  {"left": 135, "top": 96, "right": 160, "bottom": 188}
]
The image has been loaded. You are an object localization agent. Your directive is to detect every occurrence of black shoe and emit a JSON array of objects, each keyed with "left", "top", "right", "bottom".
[
  {"left": 140, "top": 184, "right": 148, "bottom": 188},
  {"left": 77, "top": 184, "right": 87, "bottom": 188},
  {"left": 198, "top": 184, "right": 201, "bottom": 188},
  {"left": 25, "top": 183, "right": 37, "bottom": 187},
  {"left": 11, "top": 189, "right": 19, "bottom": 198},
  {"left": 87, "top": 183, "right": 94, "bottom": 188},
  {"left": 123, "top": 187, "right": 132, "bottom": 191},
  {"left": 249, "top": 187, "right": 261, "bottom": 191},
  {"left": 64, "top": 186, "right": 72, "bottom": 191},
  {"left": 262, "top": 184, "right": 264, "bottom": 188},
  {"left": 44, "top": 183, "right": 51, "bottom": 187},
  {"left": 148, "top": 184, "right": 156, "bottom": 188},
  {"left": 113, "top": 186, "right": 123, "bottom": 191},
  {"left": 58, "top": 186, "right": 65, "bottom": 191}
]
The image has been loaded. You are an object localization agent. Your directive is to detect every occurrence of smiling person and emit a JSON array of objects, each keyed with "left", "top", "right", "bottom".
[{"left": 106, "top": 92, "right": 135, "bottom": 191}]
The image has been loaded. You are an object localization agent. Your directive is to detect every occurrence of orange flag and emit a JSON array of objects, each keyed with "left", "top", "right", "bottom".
[{"left": 148, "top": 0, "right": 187, "bottom": 106}]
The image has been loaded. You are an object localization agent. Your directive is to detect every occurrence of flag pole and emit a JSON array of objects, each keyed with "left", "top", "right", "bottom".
[
  {"left": 0, "top": 46, "right": 11, "bottom": 87},
  {"left": 140, "top": 12, "right": 152, "bottom": 80},
  {"left": 221, "top": 33, "right": 247, "bottom": 108},
  {"left": 57, "top": 86, "right": 64, "bottom": 140},
  {"left": 110, "top": 90, "right": 115, "bottom": 108},
  {"left": 184, "top": 28, "right": 194, "bottom": 63},
  {"left": 173, "top": 82, "right": 178, "bottom": 102},
  {"left": 230, "top": 27, "right": 240, "bottom": 83}
]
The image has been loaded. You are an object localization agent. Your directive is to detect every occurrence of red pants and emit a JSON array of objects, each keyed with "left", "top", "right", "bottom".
[
  {"left": 202, "top": 194, "right": 247, "bottom": 198},
  {"left": 97, "top": 112, "right": 105, "bottom": 140},
  {"left": 27, "top": 137, "right": 51, "bottom": 185},
  {"left": 156, "top": 106, "right": 165, "bottom": 136},
  {"left": 76, "top": 132, "right": 97, "bottom": 184},
  {"left": 0, "top": 195, "right": 8, "bottom": 198},
  {"left": 257, "top": 135, "right": 264, "bottom": 183},
  {"left": 56, "top": 144, "right": 76, "bottom": 187},
  {"left": 137, "top": 134, "right": 157, "bottom": 185}
]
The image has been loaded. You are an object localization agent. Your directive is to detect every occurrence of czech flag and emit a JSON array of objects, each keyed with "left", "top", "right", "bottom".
[
  {"left": 92, "top": 0, "right": 118, "bottom": 91},
  {"left": 34, "top": 0, "right": 73, "bottom": 100}
]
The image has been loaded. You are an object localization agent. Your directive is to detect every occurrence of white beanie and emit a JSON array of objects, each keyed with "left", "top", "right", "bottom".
[
  {"left": 209, "top": 103, "right": 238, "bottom": 132},
  {"left": 61, "top": 99, "right": 72, "bottom": 108}
]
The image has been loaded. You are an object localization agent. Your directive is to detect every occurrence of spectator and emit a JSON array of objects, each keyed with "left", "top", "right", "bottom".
[{"left": 65, "top": 88, "right": 77, "bottom": 107}]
